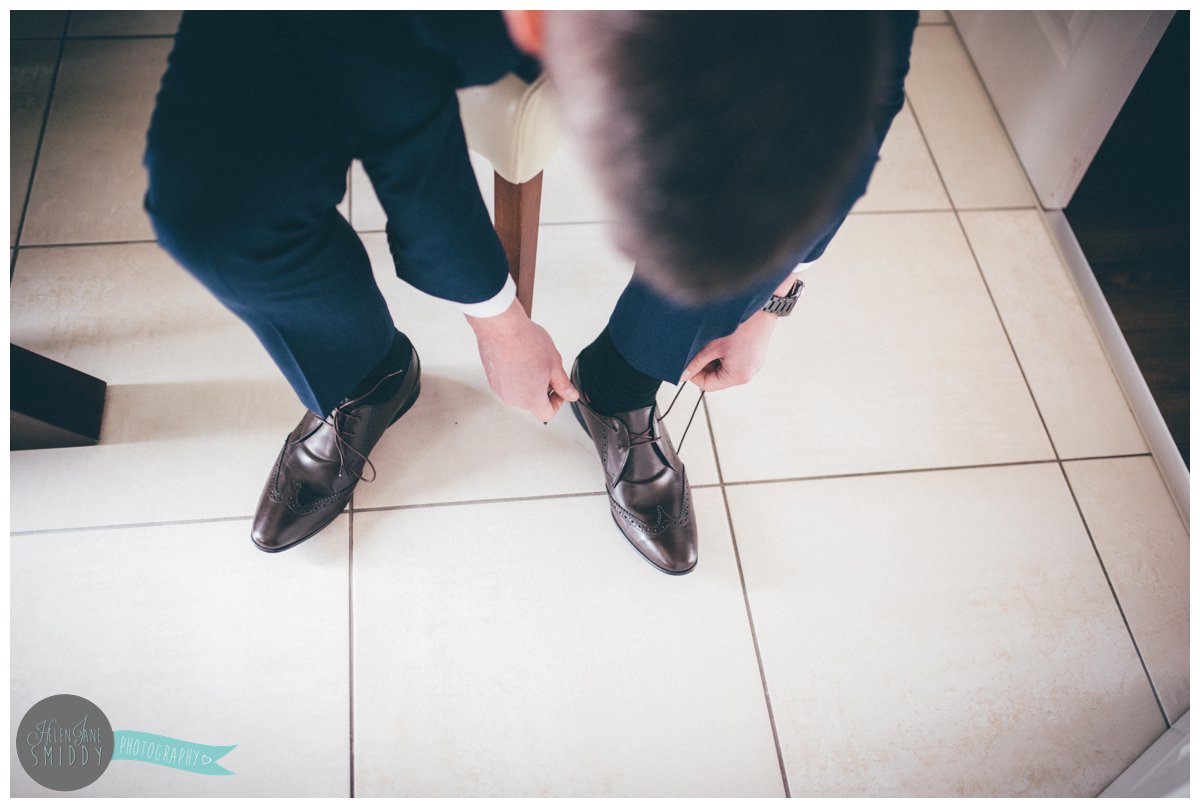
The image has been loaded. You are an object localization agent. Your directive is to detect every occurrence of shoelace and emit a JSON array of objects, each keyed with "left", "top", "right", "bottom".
[
  {"left": 627, "top": 385, "right": 706, "bottom": 454},
  {"left": 311, "top": 366, "right": 409, "bottom": 485},
  {"left": 316, "top": 368, "right": 703, "bottom": 483}
]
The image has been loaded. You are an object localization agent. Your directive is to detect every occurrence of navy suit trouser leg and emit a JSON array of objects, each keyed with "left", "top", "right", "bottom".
[{"left": 144, "top": 12, "right": 510, "bottom": 416}]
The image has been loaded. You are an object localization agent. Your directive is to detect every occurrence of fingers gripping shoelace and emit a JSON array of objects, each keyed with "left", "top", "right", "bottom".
[
  {"left": 627, "top": 386, "right": 706, "bottom": 454},
  {"left": 312, "top": 367, "right": 409, "bottom": 485},
  {"left": 314, "top": 368, "right": 703, "bottom": 484}
]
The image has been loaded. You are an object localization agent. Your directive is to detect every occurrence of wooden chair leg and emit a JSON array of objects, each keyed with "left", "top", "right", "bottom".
[{"left": 493, "top": 170, "right": 543, "bottom": 317}]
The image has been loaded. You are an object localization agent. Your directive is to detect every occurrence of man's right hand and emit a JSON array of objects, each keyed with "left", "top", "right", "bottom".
[{"left": 466, "top": 298, "right": 580, "bottom": 422}]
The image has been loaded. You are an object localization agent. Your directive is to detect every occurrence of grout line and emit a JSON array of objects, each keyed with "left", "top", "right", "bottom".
[
  {"left": 4, "top": 207, "right": 1050, "bottom": 257},
  {"left": 947, "top": 199, "right": 1057, "bottom": 452},
  {"left": 349, "top": 207, "right": 1049, "bottom": 240},
  {"left": 364, "top": 219, "right": 606, "bottom": 233},
  {"left": 11, "top": 455, "right": 1151, "bottom": 537},
  {"left": 1055, "top": 464, "right": 1171, "bottom": 729},
  {"left": 351, "top": 488, "right": 607, "bottom": 515},
  {"left": 17, "top": 455, "right": 1157, "bottom": 536},
  {"left": 943, "top": 25, "right": 1189, "bottom": 722},
  {"left": 537, "top": 220, "right": 613, "bottom": 227},
  {"left": 60, "top": 33, "right": 177, "bottom": 40},
  {"left": 702, "top": 397, "right": 791, "bottom": 797},
  {"left": 943, "top": 11, "right": 1186, "bottom": 520},
  {"left": 847, "top": 205, "right": 1034, "bottom": 216},
  {"left": 718, "top": 455, "right": 1153, "bottom": 489},
  {"left": 945, "top": 21, "right": 1043, "bottom": 207},
  {"left": 348, "top": 504, "right": 356, "bottom": 798},
  {"left": 10, "top": 513, "right": 254, "bottom": 537},
  {"left": 1056, "top": 453, "right": 1159, "bottom": 465},
  {"left": 15, "top": 238, "right": 160, "bottom": 250},
  {"left": 11, "top": 12, "right": 70, "bottom": 280},
  {"left": 355, "top": 209, "right": 1046, "bottom": 239},
  {"left": 905, "top": 93, "right": 1063, "bottom": 461},
  {"left": 906, "top": 80, "right": 1172, "bottom": 734}
]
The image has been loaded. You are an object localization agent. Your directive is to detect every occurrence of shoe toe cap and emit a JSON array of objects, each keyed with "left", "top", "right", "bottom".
[
  {"left": 251, "top": 510, "right": 304, "bottom": 552},
  {"left": 252, "top": 490, "right": 346, "bottom": 552},
  {"left": 619, "top": 515, "right": 697, "bottom": 575},
  {"left": 653, "top": 522, "right": 698, "bottom": 574}
]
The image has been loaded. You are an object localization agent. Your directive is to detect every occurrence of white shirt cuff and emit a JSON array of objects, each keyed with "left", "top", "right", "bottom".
[{"left": 451, "top": 274, "right": 517, "bottom": 318}]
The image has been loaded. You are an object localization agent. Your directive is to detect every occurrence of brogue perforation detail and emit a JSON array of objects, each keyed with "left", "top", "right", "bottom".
[{"left": 606, "top": 468, "right": 691, "bottom": 536}]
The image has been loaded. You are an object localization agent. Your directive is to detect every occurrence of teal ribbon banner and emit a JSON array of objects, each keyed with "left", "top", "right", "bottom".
[{"left": 112, "top": 730, "right": 236, "bottom": 775}]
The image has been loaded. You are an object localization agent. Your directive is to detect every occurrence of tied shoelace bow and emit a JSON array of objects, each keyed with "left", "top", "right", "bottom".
[
  {"left": 626, "top": 385, "right": 706, "bottom": 454},
  {"left": 312, "top": 366, "right": 410, "bottom": 485}
]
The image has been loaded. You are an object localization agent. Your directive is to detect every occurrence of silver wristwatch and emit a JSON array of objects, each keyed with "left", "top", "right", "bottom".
[{"left": 762, "top": 278, "right": 805, "bottom": 317}]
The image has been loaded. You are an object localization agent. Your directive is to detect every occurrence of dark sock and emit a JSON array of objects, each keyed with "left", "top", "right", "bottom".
[
  {"left": 576, "top": 326, "right": 662, "bottom": 416},
  {"left": 348, "top": 329, "right": 414, "bottom": 404}
]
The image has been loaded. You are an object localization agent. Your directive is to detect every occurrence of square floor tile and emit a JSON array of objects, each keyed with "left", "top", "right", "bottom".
[
  {"left": 22, "top": 38, "right": 170, "bottom": 245},
  {"left": 11, "top": 518, "right": 350, "bottom": 796},
  {"left": 67, "top": 11, "right": 182, "bottom": 37},
  {"left": 11, "top": 380, "right": 301, "bottom": 533},
  {"left": 11, "top": 39, "right": 58, "bottom": 245},
  {"left": 1064, "top": 456, "right": 1189, "bottom": 723},
  {"left": 704, "top": 211, "right": 1053, "bottom": 482},
  {"left": 726, "top": 464, "right": 1166, "bottom": 796},
  {"left": 351, "top": 489, "right": 783, "bottom": 796},
  {"left": 853, "top": 102, "right": 949, "bottom": 213},
  {"left": 11, "top": 243, "right": 279, "bottom": 385},
  {"left": 960, "top": 210, "right": 1146, "bottom": 458},
  {"left": 352, "top": 225, "right": 719, "bottom": 510},
  {"left": 905, "top": 26, "right": 1034, "bottom": 209},
  {"left": 11, "top": 243, "right": 298, "bottom": 532}
]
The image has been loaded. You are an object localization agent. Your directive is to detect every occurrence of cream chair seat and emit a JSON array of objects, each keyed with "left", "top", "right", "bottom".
[{"left": 457, "top": 73, "right": 563, "bottom": 315}]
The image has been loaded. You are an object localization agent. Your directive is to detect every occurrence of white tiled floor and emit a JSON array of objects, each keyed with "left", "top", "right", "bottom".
[
  {"left": 10, "top": 11, "right": 1189, "bottom": 798},
  {"left": 352, "top": 491, "right": 782, "bottom": 797},
  {"left": 904, "top": 25, "right": 1036, "bottom": 209},
  {"left": 727, "top": 464, "right": 1167, "bottom": 797}
]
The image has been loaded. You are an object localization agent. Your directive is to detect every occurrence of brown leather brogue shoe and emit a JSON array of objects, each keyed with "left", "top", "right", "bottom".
[
  {"left": 569, "top": 361, "right": 697, "bottom": 575},
  {"left": 251, "top": 343, "right": 421, "bottom": 553}
]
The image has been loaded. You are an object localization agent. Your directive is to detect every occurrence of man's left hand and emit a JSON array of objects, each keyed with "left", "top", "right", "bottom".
[{"left": 680, "top": 307, "right": 779, "bottom": 391}]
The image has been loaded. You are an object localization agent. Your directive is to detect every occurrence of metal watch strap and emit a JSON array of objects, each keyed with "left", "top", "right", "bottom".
[{"left": 762, "top": 277, "right": 805, "bottom": 317}]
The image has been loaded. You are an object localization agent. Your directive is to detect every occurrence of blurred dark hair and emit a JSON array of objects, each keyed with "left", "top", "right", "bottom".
[{"left": 543, "top": 11, "right": 895, "bottom": 303}]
